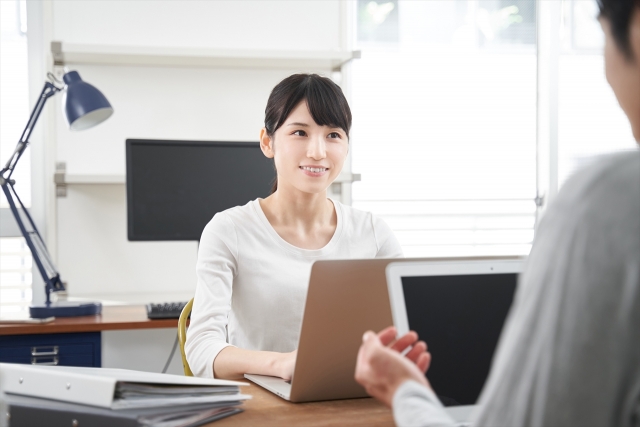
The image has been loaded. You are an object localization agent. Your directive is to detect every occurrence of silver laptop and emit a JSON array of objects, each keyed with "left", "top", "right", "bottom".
[
  {"left": 245, "top": 258, "right": 403, "bottom": 402},
  {"left": 386, "top": 257, "right": 525, "bottom": 424}
]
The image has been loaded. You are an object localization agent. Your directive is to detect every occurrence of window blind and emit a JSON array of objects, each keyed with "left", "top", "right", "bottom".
[
  {"left": 0, "top": 237, "right": 33, "bottom": 316},
  {"left": 352, "top": 0, "right": 537, "bottom": 257},
  {"left": 1, "top": 0, "right": 32, "bottom": 316}
]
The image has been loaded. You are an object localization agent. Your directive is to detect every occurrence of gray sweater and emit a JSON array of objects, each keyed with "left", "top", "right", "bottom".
[{"left": 394, "top": 151, "right": 640, "bottom": 427}]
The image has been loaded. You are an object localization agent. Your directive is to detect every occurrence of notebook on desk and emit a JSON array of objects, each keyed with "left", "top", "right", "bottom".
[
  {"left": 6, "top": 394, "right": 243, "bottom": 427},
  {"left": 1, "top": 364, "right": 250, "bottom": 427},
  {"left": 0, "top": 364, "right": 250, "bottom": 409}
]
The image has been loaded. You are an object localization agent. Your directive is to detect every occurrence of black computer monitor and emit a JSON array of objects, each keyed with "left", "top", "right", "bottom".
[
  {"left": 126, "top": 139, "right": 275, "bottom": 241},
  {"left": 402, "top": 273, "right": 517, "bottom": 406}
]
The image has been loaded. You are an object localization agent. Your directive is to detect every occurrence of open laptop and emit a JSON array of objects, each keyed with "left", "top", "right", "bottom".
[
  {"left": 386, "top": 257, "right": 525, "bottom": 422},
  {"left": 244, "top": 258, "right": 401, "bottom": 403}
]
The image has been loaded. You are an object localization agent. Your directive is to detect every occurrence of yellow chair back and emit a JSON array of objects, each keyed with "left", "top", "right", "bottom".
[{"left": 178, "top": 298, "right": 194, "bottom": 376}]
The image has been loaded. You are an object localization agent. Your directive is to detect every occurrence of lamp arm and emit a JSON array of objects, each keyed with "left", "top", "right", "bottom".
[
  {"left": 0, "top": 79, "right": 65, "bottom": 306},
  {"left": 1, "top": 181, "right": 64, "bottom": 304},
  {"left": 1, "top": 81, "right": 60, "bottom": 181}
]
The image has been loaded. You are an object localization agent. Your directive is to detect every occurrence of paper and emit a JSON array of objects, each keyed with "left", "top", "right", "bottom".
[
  {"left": 138, "top": 406, "right": 243, "bottom": 427},
  {"left": 116, "top": 382, "right": 240, "bottom": 397},
  {"left": 0, "top": 315, "right": 55, "bottom": 324},
  {"left": 111, "top": 393, "right": 251, "bottom": 410},
  {"left": 44, "top": 366, "right": 248, "bottom": 387}
]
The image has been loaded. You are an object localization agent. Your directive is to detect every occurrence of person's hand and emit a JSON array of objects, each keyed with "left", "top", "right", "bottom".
[
  {"left": 276, "top": 349, "right": 297, "bottom": 380},
  {"left": 376, "top": 326, "right": 431, "bottom": 373},
  {"left": 354, "top": 327, "right": 432, "bottom": 407}
]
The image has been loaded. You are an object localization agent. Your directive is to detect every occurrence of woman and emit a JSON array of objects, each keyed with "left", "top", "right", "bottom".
[{"left": 185, "top": 74, "right": 403, "bottom": 379}]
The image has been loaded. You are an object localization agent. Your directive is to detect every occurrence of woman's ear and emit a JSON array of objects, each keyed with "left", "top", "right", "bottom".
[{"left": 260, "top": 128, "right": 275, "bottom": 158}]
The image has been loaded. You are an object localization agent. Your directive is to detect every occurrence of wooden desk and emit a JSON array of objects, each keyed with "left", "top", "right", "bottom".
[
  {"left": 212, "top": 383, "right": 394, "bottom": 427},
  {"left": 0, "top": 305, "right": 176, "bottom": 336},
  {"left": 2, "top": 308, "right": 392, "bottom": 425},
  {"left": 0, "top": 306, "right": 177, "bottom": 367},
  {"left": 2, "top": 309, "right": 393, "bottom": 425}
]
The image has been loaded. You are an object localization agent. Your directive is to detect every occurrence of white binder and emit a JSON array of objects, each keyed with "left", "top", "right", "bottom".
[{"left": 0, "top": 363, "right": 249, "bottom": 409}]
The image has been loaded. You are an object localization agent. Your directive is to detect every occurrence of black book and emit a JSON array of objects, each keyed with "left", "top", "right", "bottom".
[{"left": 6, "top": 394, "right": 243, "bottom": 427}]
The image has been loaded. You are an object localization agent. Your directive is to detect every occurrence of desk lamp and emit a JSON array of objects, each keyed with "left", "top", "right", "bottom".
[{"left": 0, "top": 71, "right": 113, "bottom": 318}]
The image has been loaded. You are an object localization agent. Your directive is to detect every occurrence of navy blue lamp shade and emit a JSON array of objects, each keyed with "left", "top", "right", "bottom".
[{"left": 62, "top": 71, "right": 114, "bottom": 130}]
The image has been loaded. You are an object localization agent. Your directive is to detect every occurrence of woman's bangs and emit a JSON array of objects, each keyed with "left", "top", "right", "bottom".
[{"left": 304, "top": 80, "right": 351, "bottom": 136}]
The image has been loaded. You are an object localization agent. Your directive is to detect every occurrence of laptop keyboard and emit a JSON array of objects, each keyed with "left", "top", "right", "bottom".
[{"left": 146, "top": 301, "right": 188, "bottom": 319}]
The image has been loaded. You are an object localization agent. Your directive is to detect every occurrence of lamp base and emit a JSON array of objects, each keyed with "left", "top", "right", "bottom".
[{"left": 29, "top": 301, "right": 102, "bottom": 319}]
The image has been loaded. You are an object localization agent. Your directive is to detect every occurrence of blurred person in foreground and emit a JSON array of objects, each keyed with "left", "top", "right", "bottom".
[{"left": 355, "top": 0, "right": 640, "bottom": 425}]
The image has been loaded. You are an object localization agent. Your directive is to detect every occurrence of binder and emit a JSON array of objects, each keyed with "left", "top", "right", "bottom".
[
  {"left": 0, "top": 364, "right": 250, "bottom": 409},
  {"left": 6, "top": 394, "right": 244, "bottom": 427}
]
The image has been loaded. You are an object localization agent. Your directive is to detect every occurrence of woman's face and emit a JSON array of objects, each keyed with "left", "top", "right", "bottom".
[
  {"left": 601, "top": 11, "right": 640, "bottom": 142},
  {"left": 261, "top": 101, "right": 349, "bottom": 195}
]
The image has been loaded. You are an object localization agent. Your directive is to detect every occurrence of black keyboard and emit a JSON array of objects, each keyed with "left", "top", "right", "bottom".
[{"left": 146, "top": 301, "right": 188, "bottom": 319}]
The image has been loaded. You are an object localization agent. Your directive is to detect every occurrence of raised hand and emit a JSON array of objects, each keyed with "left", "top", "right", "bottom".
[
  {"left": 376, "top": 326, "right": 431, "bottom": 373},
  {"left": 354, "top": 327, "right": 433, "bottom": 407}
]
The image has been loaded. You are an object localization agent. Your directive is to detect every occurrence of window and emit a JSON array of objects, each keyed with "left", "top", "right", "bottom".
[
  {"left": 1, "top": 0, "right": 32, "bottom": 317},
  {"left": 557, "top": 0, "right": 637, "bottom": 185},
  {"left": 1, "top": 0, "right": 30, "bottom": 208},
  {"left": 351, "top": 0, "right": 537, "bottom": 257},
  {"left": 0, "top": 238, "right": 32, "bottom": 316}
]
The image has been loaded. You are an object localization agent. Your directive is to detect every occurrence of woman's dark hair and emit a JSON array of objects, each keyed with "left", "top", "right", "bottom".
[
  {"left": 597, "top": 0, "right": 640, "bottom": 60},
  {"left": 264, "top": 74, "right": 352, "bottom": 193}
]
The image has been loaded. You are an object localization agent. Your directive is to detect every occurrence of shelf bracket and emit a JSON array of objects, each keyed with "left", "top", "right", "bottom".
[
  {"left": 54, "top": 162, "right": 67, "bottom": 198},
  {"left": 332, "top": 50, "right": 361, "bottom": 72}
]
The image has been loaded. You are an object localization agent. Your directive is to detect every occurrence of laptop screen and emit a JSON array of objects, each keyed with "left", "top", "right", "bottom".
[{"left": 401, "top": 273, "right": 517, "bottom": 405}]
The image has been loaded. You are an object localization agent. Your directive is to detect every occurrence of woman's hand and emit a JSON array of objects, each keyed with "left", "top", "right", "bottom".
[
  {"left": 354, "top": 326, "right": 432, "bottom": 407},
  {"left": 214, "top": 347, "right": 298, "bottom": 380},
  {"left": 275, "top": 349, "right": 298, "bottom": 380}
]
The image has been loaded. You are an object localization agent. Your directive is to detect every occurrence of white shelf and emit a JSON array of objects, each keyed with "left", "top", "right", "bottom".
[
  {"left": 57, "top": 174, "right": 125, "bottom": 185},
  {"left": 67, "top": 291, "right": 195, "bottom": 306},
  {"left": 56, "top": 172, "right": 359, "bottom": 186},
  {"left": 52, "top": 41, "right": 360, "bottom": 71}
]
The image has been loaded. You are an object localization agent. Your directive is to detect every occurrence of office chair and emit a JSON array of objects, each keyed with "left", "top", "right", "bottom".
[{"left": 178, "top": 298, "right": 194, "bottom": 376}]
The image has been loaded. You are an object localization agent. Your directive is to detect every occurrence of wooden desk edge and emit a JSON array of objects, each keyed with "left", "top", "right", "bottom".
[
  {"left": 211, "top": 383, "right": 394, "bottom": 427},
  {"left": 0, "top": 319, "right": 177, "bottom": 335},
  {"left": 0, "top": 305, "right": 179, "bottom": 336}
]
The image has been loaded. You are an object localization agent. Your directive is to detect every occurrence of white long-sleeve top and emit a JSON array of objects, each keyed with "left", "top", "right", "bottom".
[
  {"left": 393, "top": 151, "right": 640, "bottom": 427},
  {"left": 185, "top": 198, "right": 404, "bottom": 378}
]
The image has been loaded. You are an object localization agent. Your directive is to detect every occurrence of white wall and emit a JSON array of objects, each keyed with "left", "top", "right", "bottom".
[
  {"left": 57, "top": 184, "right": 197, "bottom": 298},
  {"left": 51, "top": 1, "right": 342, "bottom": 51},
  {"left": 55, "top": 65, "right": 304, "bottom": 176},
  {"left": 103, "top": 329, "right": 184, "bottom": 375},
  {"left": 45, "top": 1, "right": 347, "bottom": 300}
]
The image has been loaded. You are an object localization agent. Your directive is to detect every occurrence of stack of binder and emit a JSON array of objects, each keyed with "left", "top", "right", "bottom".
[{"left": 0, "top": 363, "right": 250, "bottom": 427}]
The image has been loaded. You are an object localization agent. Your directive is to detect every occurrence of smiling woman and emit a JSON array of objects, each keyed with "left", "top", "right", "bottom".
[
  {"left": 262, "top": 74, "right": 352, "bottom": 194},
  {"left": 185, "top": 74, "right": 404, "bottom": 381}
]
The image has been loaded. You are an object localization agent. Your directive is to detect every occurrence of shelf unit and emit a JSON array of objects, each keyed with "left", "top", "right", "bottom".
[
  {"left": 50, "top": 42, "right": 362, "bottom": 196},
  {"left": 58, "top": 174, "right": 125, "bottom": 185},
  {"left": 52, "top": 41, "right": 361, "bottom": 71},
  {"left": 55, "top": 172, "right": 359, "bottom": 186}
]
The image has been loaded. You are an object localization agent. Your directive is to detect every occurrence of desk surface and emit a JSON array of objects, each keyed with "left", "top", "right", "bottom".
[
  {"left": 0, "top": 305, "right": 177, "bottom": 336},
  {"left": 211, "top": 383, "right": 394, "bottom": 427},
  {"left": 1, "top": 308, "right": 394, "bottom": 424}
]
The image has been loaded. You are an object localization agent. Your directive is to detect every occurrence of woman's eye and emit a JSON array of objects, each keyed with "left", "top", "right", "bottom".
[
  {"left": 328, "top": 132, "right": 341, "bottom": 139},
  {"left": 292, "top": 130, "right": 307, "bottom": 137}
]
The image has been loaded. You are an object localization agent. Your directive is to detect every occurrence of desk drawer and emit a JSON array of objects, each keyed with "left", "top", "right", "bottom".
[{"left": 0, "top": 332, "right": 101, "bottom": 367}]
